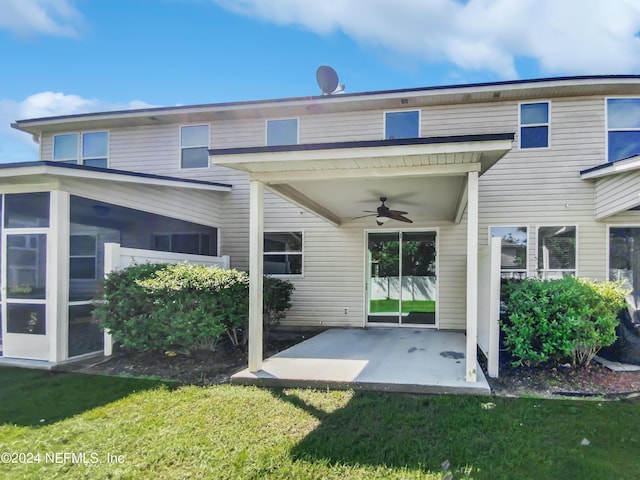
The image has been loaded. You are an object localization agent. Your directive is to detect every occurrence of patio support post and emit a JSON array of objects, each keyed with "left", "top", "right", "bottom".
[
  {"left": 465, "top": 171, "right": 479, "bottom": 382},
  {"left": 248, "top": 180, "right": 264, "bottom": 372},
  {"left": 49, "top": 190, "right": 70, "bottom": 363}
]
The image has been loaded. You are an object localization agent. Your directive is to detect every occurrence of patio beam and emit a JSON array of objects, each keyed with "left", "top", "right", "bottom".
[
  {"left": 465, "top": 171, "right": 479, "bottom": 382},
  {"left": 248, "top": 180, "right": 264, "bottom": 372},
  {"left": 266, "top": 184, "right": 341, "bottom": 226},
  {"left": 250, "top": 162, "right": 481, "bottom": 184},
  {"left": 454, "top": 175, "right": 468, "bottom": 224}
]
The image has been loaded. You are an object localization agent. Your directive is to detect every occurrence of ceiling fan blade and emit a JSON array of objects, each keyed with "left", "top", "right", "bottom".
[
  {"left": 388, "top": 209, "right": 409, "bottom": 215},
  {"left": 391, "top": 213, "right": 413, "bottom": 223},
  {"left": 350, "top": 213, "right": 377, "bottom": 220}
]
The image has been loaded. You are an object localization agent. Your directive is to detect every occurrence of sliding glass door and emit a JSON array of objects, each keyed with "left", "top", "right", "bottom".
[{"left": 367, "top": 231, "right": 437, "bottom": 326}]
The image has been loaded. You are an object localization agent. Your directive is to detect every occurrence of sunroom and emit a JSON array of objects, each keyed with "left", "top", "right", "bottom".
[{"left": 0, "top": 161, "right": 230, "bottom": 366}]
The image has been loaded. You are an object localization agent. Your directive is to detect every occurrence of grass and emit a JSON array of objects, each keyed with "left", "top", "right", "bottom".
[
  {"left": 369, "top": 299, "right": 435, "bottom": 314},
  {"left": 1, "top": 367, "right": 639, "bottom": 479}
]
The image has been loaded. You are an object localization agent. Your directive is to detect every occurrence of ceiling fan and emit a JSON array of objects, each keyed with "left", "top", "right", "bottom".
[{"left": 353, "top": 197, "right": 413, "bottom": 226}]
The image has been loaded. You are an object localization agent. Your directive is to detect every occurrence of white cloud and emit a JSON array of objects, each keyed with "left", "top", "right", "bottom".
[
  {"left": 0, "top": 92, "right": 156, "bottom": 162},
  {"left": 0, "top": 0, "right": 83, "bottom": 38},
  {"left": 213, "top": 0, "right": 640, "bottom": 78}
]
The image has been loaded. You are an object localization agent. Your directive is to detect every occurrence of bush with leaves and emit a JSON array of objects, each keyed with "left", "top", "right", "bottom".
[
  {"left": 95, "top": 263, "right": 294, "bottom": 354},
  {"left": 501, "top": 277, "right": 627, "bottom": 367}
]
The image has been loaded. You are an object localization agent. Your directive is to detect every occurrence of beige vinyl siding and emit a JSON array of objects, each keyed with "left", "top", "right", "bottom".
[
  {"left": 60, "top": 177, "right": 224, "bottom": 228},
  {"left": 34, "top": 91, "right": 640, "bottom": 330},
  {"left": 594, "top": 171, "right": 640, "bottom": 219}
]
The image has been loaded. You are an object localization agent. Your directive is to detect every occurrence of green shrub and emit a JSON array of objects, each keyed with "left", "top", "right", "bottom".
[
  {"left": 95, "top": 263, "right": 294, "bottom": 354},
  {"left": 501, "top": 277, "right": 627, "bottom": 367}
]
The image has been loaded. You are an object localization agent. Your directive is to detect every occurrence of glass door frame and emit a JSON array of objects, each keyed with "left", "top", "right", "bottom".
[
  {"left": 2, "top": 226, "right": 51, "bottom": 361},
  {"left": 364, "top": 228, "right": 439, "bottom": 328}
]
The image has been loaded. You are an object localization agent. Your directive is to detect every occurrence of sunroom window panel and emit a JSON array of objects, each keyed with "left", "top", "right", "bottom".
[{"left": 4, "top": 192, "right": 50, "bottom": 228}]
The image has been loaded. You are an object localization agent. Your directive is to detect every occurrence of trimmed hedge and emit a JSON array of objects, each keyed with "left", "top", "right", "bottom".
[
  {"left": 500, "top": 277, "right": 628, "bottom": 367},
  {"left": 95, "top": 263, "right": 293, "bottom": 354}
]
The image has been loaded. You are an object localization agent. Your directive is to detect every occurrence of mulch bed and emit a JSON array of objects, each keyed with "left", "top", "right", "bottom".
[
  {"left": 78, "top": 331, "right": 313, "bottom": 386},
  {"left": 486, "top": 361, "right": 640, "bottom": 399},
  {"left": 78, "top": 331, "right": 640, "bottom": 399}
]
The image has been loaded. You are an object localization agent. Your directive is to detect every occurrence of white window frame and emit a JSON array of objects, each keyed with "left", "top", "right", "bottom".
[
  {"left": 536, "top": 224, "right": 578, "bottom": 279},
  {"left": 53, "top": 131, "right": 109, "bottom": 167},
  {"left": 53, "top": 133, "right": 79, "bottom": 163},
  {"left": 518, "top": 101, "right": 550, "bottom": 150},
  {"left": 265, "top": 118, "right": 299, "bottom": 146},
  {"left": 179, "top": 124, "right": 210, "bottom": 170},
  {"left": 81, "top": 131, "right": 109, "bottom": 168},
  {"left": 69, "top": 234, "right": 97, "bottom": 280},
  {"left": 263, "top": 230, "right": 303, "bottom": 277},
  {"left": 151, "top": 232, "right": 214, "bottom": 256},
  {"left": 605, "top": 97, "right": 640, "bottom": 163},
  {"left": 383, "top": 109, "right": 421, "bottom": 140},
  {"left": 488, "top": 225, "right": 529, "bottom": 279}
]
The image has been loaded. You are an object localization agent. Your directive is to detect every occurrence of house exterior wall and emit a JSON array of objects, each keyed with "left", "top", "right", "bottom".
[{"left": 35, "top": 90, "right": 640, "bottom": 330}]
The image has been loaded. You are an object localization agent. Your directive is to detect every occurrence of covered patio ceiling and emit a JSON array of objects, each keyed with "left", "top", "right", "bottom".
[{"left": 211, "top": 133, "right": 514, "bottom": 225}]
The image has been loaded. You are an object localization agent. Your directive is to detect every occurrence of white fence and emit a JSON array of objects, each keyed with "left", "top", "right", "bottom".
[
  {"left": 477, "top": 237, "right": 501, "bottom": 378},
  {"left": 103, "top": 243, "right": 230, "bottom": 356},
  {"left": 370, "top": 276, "right": 437, "bottom": 301}
]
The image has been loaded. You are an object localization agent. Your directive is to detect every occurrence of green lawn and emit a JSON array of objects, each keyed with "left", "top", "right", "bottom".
[
  {"left": 369, "top": 299, "right": 435, "bottom": 314},
  {"left": 1, "top": 367, "right": 639, "bottom": 479}
]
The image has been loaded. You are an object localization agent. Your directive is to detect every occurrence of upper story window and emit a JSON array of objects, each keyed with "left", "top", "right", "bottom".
[
  {"left": 385, "top": 110, "right": 419, "bottom": 139},
  {"left": 53, "top": 132, "right": 109, "bottom": 167},
  {"left": 607, "top": 98, "right": 640, "bottom": 162},
  {"left": 180, "top": 125, "right": 209, "bottom": 169},
  {"left": 519, "top": 102, "right": 549, "bottom": 149},
  {"left": 266, "top": 119, "right": 298, "bottom": 146},
  {"left": 489, "top": 226, "right": 528, "bottom": 279}
]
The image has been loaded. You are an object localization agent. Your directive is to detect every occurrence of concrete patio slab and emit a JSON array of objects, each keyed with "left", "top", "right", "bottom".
[{"left": 232, "top": 328, "right": 491, "bottom": 395}]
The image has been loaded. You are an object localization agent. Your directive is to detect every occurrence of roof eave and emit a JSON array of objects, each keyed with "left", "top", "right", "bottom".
[{"left": 0, "top": 161, "right": 232, "bottom": 192}]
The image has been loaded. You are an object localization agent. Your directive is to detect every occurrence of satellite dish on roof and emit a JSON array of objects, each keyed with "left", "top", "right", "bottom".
[{"left": 316, "top": 65, "right": 341, "bottom": 95}]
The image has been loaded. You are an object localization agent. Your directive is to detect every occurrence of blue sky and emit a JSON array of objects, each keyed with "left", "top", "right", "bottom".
[{"left": 2, "top": 0, "right": 640, "bottom": 163}]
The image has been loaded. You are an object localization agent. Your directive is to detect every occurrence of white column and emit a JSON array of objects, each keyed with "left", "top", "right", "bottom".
[
  {"left": 49, "top": 190, "right": 70, "bottom": 363},
  {"left": 248, "top": 180, "right": 264, "bottom": 372},
  {"left": 103, "top": 242, "right": 121, "bottom": 357},
  {"left": 465, "top": 171, "right": 479, "bottom": 382}
]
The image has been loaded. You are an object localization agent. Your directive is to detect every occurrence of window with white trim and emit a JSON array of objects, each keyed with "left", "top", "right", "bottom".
[
  {"left": 151, "top": 233, "right": 213, "bottom": 255},
  {"left": 490, "top": 226, "right": 528, "bottom": 279},
  {"left": 607, "top": 98, "right": 640, "bottom": 162},
  {"left": 53, "top": 132, "right": 108, "bottom": 167},
  {"left": 266, "top": 119, "right": 298, "bottom": 146},
  {"left": 180, "top": 125, "right": 209, "bottom": 169},
  {"left": 264, "top": 232, "right": 303, "bottom": 275},
  {"left": 519, "top": 102, "right": 549, "bottom": 149},
  {"left": 537, "top": 225, "right": 576, "bottom": 279},
  {"left": 69, "top": 235, "right": 97, "bottom": 280},
  {"left": 385, "top": 110, "right": 419, "bottom": 139}
]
